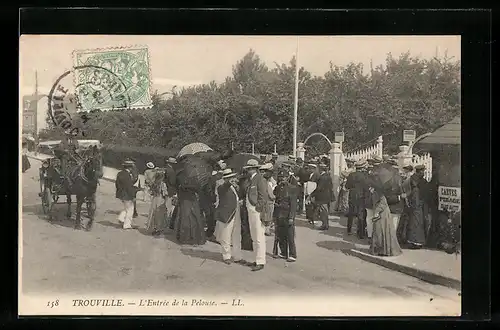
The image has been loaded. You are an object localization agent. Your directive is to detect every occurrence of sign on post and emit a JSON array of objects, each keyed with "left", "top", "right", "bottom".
[
  {"left": 438, "top": 186, "right": 461, "bottom": 212},
  {"left": 403, "top": 130, "right": 416, "bottom": 142},
  {"left": 334, "top": 131, "right": 344, "bottom": 143}
]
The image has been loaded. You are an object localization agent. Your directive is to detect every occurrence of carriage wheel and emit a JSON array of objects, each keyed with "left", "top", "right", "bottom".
[{"left": 41, "top": 186, "right": 53, "bottom": 217}]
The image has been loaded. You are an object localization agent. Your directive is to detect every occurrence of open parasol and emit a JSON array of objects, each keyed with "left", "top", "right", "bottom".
[{"left": 177, "top": 142, "right": 213, "bottom": 159}]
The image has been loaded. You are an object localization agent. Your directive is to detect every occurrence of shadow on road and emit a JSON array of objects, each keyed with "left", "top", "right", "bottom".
[
  {"left": 104, "top": 209, "right": 121, "bottom": 216},
  {"left": 180, "top": 248, "right": 225, "bottom": 264},
  {"left": 98, "top": 220, "right": 124, "bottom": 229},
  {"left": 316, "top": 240, "right": 356, "bottom": 252}
]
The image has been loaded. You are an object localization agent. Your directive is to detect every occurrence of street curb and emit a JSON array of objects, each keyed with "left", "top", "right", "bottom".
[{"left": 346, "top": 249, "right": 461, "bottom": 290}]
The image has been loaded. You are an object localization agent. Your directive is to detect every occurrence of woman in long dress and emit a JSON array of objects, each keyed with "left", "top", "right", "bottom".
[
  {"left": 175, "top": 186, "right": 207, "bottom": 245},
  {"left": 145, "top": 171, "right": 168, "bottom": 236},
  {"left": 369, "top": 185, "right": 402, "bottom": 257}
]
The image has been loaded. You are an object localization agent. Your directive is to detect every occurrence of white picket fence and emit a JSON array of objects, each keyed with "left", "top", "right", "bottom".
[
  {"left": 341, "top": 136, "right": 384, "bottom": 171},
  {"left": 411, "top": 153, "right": 433, "bottom": 182}
]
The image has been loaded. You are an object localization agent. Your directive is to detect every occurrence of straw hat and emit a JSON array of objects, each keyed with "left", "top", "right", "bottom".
[
  {"left": 146, "top": 162, "right": 155, "bottom": 169},
  {"left": 243, "top": 159, "right": 260, "bottom": 169},
  {"left": 122, "top": 160, "right": 135, "bottom": 167},
  {"left": 371, "top": 154, "right": 383, "bottom": 164},
  {"left": 259, "top": 163, "right": 274, "bottom": 171},
  {"left": 355, "top": 159, "right": 368, "bottom": 169},
  {"left": 222, "top": 168, "right": 237, "bottom": 179},
  {"left": 167, "top": 157, "right": 177, "bottom": 164}
]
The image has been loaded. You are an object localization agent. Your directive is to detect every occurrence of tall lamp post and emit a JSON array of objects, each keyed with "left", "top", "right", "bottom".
[{"left": 292, "top": 36, "right": 300, "bottom": 158}]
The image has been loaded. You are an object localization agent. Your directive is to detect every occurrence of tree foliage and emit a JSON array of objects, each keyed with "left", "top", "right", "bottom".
[{"left": 40, "top": 50, "right": 461, "bottom": 157}]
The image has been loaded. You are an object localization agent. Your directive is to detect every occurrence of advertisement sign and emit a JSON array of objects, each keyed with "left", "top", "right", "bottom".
[
  {"left": 403, "top": 129, "right": 416, "bottom": 142},
  {"left": 334, "top": 131, "right": 344, "bottom": 143},
  {"left": 438, "top": 186, "right": 461, "bottom": 212}
]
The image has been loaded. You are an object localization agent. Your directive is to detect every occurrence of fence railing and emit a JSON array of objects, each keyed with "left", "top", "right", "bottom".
[{"left": 411, "top": 153, "right": 433, "bottom": 182}]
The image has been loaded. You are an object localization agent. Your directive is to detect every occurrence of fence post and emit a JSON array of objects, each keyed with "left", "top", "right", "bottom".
[
  {"left": 376, "top": 135, "right": 383, "bottom": 158},
  {"left": 297, "top": 142, "right": 306, "bottom": 161},
  {"left": 397, "top": 145, "right": 413, "bottom": 169},
  {"left": 329, "top": 142, "right": 342, "bottom": 213}
]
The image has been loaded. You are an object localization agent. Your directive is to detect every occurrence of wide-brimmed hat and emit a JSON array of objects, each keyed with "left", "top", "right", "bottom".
[
  {"left": 415, "top": 164, "right": 426, "bottom": 171},
  {"left": 371, "top": 154, "right": 383, "bottom": 164},
  {"left": 243, "top": 159, "right": 260, "bottom": 169},
  {"left": 222, "top": 168, "right": 237, "bottom": 179},
  {"left": 355, "top": 159, "right": 368, "bottom": 169},
  {"left": 167, "top": 157, "right": 177, "bottom": 164},
  {"left": 146, "top": 162, "right": 155, "bottom": 169},
  {"left": 259, "top": 163, "right": 274, "bottom": 171},
  {"left": 307, "top": 163, "right": 317, "bottom": 168},
  {"left": 122, "top": 160, "right": 135, "bottom": 167},
  {"left": 319, "top": 163, "right": 328, "bottom": 169}
]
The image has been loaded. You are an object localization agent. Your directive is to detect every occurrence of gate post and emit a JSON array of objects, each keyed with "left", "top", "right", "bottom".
[
  {"left": 297, "top": 142, "right": 306, "bottom": 161},
  {"left": 329, "top": 142, "right": 342, "bottom": 212},
  {"left": 376, "top": 135, "right": 383, "bottom": 158},
  {"left": 397, "top": 145, "right": 413, "bottom": 169}
]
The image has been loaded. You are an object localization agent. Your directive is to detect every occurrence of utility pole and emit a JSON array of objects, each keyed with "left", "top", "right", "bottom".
[
  {"left": 34, "top": 70, "right": 39, "bottom": 153},
  {"left": 292, "top": 36, "right": 300, "bottom": 158}
]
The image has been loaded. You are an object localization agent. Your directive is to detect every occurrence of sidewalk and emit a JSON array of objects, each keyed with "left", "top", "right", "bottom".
[{"left": 296, "top": 213, "right": 461, "bottom": 290}]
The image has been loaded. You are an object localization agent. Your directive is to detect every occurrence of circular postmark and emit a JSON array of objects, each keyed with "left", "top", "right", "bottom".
[{"left": 48, "top": 65, "right": 131, "bottom": 137}]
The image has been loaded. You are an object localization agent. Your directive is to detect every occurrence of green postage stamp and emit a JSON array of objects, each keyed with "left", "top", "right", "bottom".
[{"left": 72, "top": 46, "right": 153, "bottom": 111}]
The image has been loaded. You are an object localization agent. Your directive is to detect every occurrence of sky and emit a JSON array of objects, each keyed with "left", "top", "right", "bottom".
[{"left": 19, "top": 35, "right": 460, "bottom": 130}]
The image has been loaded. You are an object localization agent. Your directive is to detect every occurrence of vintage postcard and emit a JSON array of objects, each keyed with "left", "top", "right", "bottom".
[{"left": 19, "top": 35, "right": 462, "bottom": 316}]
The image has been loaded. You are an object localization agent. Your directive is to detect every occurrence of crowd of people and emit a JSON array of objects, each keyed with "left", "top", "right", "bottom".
[
  {"left": 113, "top": 147, "right": 435, "bottom": 271},
  {"left": 337, "top": 154, "right": 432, "bottom": 256}
]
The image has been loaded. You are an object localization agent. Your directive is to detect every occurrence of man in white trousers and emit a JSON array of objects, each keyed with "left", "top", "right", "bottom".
[
  {"left": 115, "top": 160, "right": 137, "bottom": 229},
  {"left": 243, "top": 159, "right": 269, "bottom": 271},
  {"left": 214, "top": 169, "right": 243, "bottom": 264}
]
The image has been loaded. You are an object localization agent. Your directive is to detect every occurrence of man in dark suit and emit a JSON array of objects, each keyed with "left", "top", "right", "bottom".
[
  {"left": 243, "top": 159, "right": 269, "bottom": 271},
  {"left": 346, "top": 160, "right": 369, "bottom": 237},
  {"left": 164, "top": 157, "right": 178, "bottom": 196},
  {"left": 311, "top": 163, "right": 334, "bottom": 230},
  {"left": 273, "top": 168, "right": 298, "bottom": 262},
  {"left": 116, "top": 160, "right": 137, "bottom": 229}
]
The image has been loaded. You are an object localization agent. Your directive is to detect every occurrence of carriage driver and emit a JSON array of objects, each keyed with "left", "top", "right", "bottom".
[{"left": 55, "top": 133, "right": 81, "bottom": 187}]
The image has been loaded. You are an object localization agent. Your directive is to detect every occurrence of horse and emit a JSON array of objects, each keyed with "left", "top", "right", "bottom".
[
  {"left": 47, "top": 146, "right": 101, "bottom": 230},
  {"left": 66, "top": 147, "right": 102, "bottom": 230}
]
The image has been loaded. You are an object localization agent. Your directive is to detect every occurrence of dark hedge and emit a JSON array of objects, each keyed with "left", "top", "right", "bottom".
[{"left": 101, "top": 144, "right": 178, "bottom": 174}]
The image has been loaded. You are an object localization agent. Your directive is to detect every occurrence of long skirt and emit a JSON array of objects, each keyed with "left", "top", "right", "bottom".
[
  {"left": 175, "top": 190, "right": 206, "bottom": 245},
  {"left": 22, "top": 154, "right": 31, "bottom": 173},
  {"left": 146, "top": 195, "right": 167, "bottom": 234},
  {"left": 407, "top": 204, "right": 426, "bottom": 246},
  {"left": 336, "top": 187, "right": 349, "bottom": 213},
  {"left": 371, "top": 209, "right": 402, "bottom": 257}
]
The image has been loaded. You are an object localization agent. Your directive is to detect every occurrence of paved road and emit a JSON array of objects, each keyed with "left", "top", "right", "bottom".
[{"left": 20, "top": 159, "right": 460, "bottom": 315}]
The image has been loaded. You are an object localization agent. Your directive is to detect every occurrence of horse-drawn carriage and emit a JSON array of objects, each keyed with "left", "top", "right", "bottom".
[{"left": 38, "top": 139, "right": 103, "bottom": 230}]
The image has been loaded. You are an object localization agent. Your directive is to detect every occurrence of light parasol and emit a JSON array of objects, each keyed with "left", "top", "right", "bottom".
[{"left": 177, "top": 142, "right": 213, "bottom": 159}]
